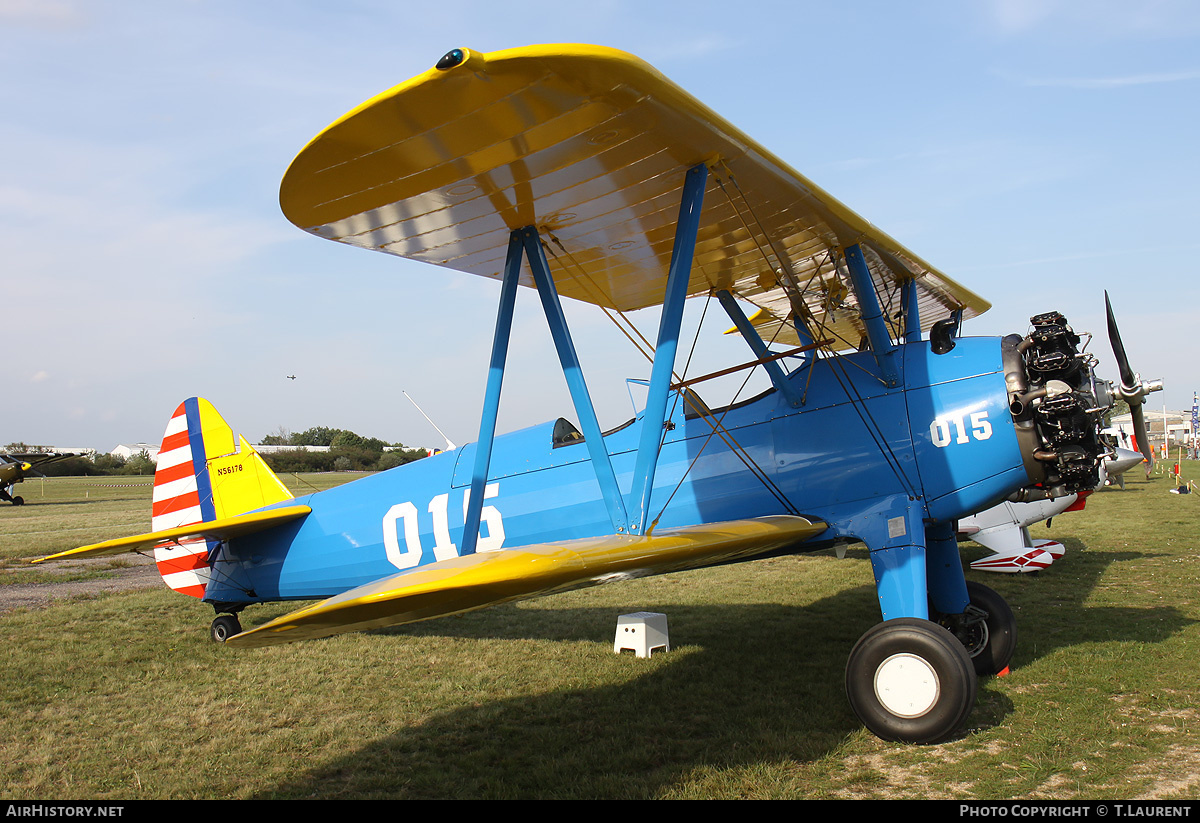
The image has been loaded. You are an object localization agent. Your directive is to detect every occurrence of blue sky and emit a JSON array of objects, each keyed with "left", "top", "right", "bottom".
[{"left": 3, "top": 0, "right": 1197, "bottom": 451}]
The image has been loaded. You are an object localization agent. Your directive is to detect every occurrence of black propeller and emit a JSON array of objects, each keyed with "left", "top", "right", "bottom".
[{"left": 1105, "top": 290, "right": 1164, "bottom": 474}]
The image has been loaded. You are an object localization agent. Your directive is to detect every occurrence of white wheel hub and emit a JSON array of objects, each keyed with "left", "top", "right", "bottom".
[{"left": 874, "top": 652, "right": 940, "bottom": 718}]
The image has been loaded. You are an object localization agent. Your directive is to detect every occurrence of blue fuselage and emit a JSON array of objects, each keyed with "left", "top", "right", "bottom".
[{"left": 207, "top": 336, "right": 1030, "bottom": 605}]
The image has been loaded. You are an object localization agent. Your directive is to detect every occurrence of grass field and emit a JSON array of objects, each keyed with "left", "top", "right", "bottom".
[{"left": 2, "top": 466, "right": 1199, "bottom": 799}]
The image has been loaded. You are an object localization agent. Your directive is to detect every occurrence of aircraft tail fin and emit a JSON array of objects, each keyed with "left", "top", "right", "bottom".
[{"left": 151, "top": 398, "right": 293, "bottom": 598}]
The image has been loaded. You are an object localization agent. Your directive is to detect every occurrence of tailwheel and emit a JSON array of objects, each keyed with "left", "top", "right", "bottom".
[
  {"left": 210, "top": 614, "right": 243, "bottom": 643},
  {"left": 933, "top": 581, "right": 1017, "bottom": 677},
  {"left": 846, "top": 618, "right": 977, "bottom": 744}
]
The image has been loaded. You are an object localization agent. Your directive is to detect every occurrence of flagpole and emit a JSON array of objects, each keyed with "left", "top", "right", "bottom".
[{"left": 1191, "top": 392, "right": 1198, "bottom": 460}]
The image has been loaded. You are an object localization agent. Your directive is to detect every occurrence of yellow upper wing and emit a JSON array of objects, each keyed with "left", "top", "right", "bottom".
[
  {"left": 280, "top": 44, "right": 988, "bottom": 350},
  {"left": 226, "top": 515, "right": 824, "bottom": 647}
]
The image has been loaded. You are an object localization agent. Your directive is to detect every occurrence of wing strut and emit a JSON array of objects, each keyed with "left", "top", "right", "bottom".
[
  {"left": 523, "top": 228, "right": 631, "bottom": 534},
  {"left": 462, "top": 232, "right": 524, "bottom": 555},
  {"left": 900, "top": 277, "right": 922, "bottom": 343},
  {"left": 843, "top": 244, "right": 899, "bottom": 388},
  {"left": 463, "top": 224, "right": 637, "bottom": 552},
  {"left": 631, "top": 163, "right": 707, "bottom": 534},
  {"left": 716, "top": 289, "right": 803, "bottom": 408},
  {"left": 464, "top": 164, "right": 710, "bottom": 547}
]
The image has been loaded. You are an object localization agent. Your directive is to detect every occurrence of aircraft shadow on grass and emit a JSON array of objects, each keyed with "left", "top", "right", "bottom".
[{"left": 256, "top": 548, "right": 1189, "bottom": 799}]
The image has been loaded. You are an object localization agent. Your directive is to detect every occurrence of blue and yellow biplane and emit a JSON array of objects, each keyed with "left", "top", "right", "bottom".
[{"left": 39, "top": 45, "right": 1162, "bottom": 743}]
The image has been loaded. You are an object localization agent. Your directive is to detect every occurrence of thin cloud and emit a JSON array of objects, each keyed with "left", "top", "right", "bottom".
[
  {"left": 958, "top": 243, "right": 1200, "bottom": 273},
  {"left": 1006, "top": 68, "right": 1200, "bottom": 89},
  {"left": 0, "top": 0, "right": 84, "bottom": 26},
  {"left": 648, "top": 35, "right": 738, "bottom": 61},
  {"left": 986, "top": 0, "right": 1200, "bottom": 37}
]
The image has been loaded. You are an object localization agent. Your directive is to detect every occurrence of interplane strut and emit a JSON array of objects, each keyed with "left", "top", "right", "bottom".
[{"left": 462, "top": 163, "right": 709, "bottom": 549}]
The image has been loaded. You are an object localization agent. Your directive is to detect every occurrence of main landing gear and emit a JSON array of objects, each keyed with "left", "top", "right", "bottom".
[
  {"left": 846, "top": 618, "right": 976, "bottom": 743},
  {"left": 846, "top": 582, "right": 1017, "bottom": 743},
  {"left": 932, "top": 581, "right": 1017, "bottom": 677}
]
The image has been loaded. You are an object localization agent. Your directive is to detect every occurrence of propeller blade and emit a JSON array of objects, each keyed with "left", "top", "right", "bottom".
[
  {"left": 1104, "top": 290, "right": 1161, "bottom": 476},
  {"left": 1105, "top": 291, "right": 1137, "bottom": 389},
  {"left": 1130, "top": 404, "right": 1154, "bottom": 475}
]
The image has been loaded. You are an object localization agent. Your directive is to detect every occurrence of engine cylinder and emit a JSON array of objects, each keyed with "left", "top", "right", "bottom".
[{"left": 1005, "top": 311, "right": 1111, "bottom": 499}]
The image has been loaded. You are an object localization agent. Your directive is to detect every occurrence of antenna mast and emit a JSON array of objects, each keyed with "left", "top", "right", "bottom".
[{"left": 403, "top": 391, "right": 456, "bottom": 451}]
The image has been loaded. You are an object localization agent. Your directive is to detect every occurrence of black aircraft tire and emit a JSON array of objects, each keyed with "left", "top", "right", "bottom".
[
  {"left": 845, "top": 618, "right": 977, "bottom": 744},
  {"left": 12, "top": 496, "right": 23, "bottom": 506},
  {"left": 210, "top": 614, "right": 242, "bottom": 643},
  {"left": 933, "top": 581, "right": 1017, "bottom": 677}
]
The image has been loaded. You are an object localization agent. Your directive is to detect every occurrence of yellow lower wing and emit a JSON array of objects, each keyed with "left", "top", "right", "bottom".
[
  {"left": 227, "top": 515, "right": 825, "bottom": 648},
  {"left": 34, "top": 505, "right": 312, "bottom": 562}
]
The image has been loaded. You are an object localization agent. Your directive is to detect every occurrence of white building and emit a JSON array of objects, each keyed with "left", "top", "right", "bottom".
[
  {"left": 109, "top": 443, "right": 161, "bottom": 462},
  {"left": 1108, "top": 410, "right": 1193, "bottom": 454}
]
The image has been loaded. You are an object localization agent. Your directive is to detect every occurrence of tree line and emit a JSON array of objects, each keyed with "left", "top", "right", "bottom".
[
  {"left": 257, "top": 426, "right": 432, "bottom": 473},
  {"left": 3, "top": 426, "right": 432, "bottom": 477}
]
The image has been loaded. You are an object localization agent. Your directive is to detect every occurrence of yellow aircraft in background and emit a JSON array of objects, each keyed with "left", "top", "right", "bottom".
[{"left": 0, "top": 452, "right": 79, "bottom": 505}]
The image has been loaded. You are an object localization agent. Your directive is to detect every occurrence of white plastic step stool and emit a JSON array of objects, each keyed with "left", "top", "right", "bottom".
[{"left": 614, "top": 612, "right": 670, "bottom": 658}]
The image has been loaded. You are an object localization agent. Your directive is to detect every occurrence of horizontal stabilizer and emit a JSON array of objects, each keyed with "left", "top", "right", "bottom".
[
  {"left": 969, "top": 547, "right": 1054, "bottom": 574},
  {"left": 34, "top": 505, "right": 312, "bottom": 563},
  {"left": 227, "top": 515, "right": 825, "bottom": 648}
]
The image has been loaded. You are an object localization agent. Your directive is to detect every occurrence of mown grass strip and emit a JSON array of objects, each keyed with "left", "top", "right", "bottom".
[{"left": 1, "top": 466, "right": 1198, "bottom": 798}]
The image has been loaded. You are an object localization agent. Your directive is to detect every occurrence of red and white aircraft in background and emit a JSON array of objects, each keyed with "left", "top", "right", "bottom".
[{"left": 960, "top": 447, "right": 1144, "bottom": 573}]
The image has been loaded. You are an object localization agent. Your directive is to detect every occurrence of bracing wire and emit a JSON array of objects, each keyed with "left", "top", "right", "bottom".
[
  {"left": 712, "top": 167, "right": 916, "bottom": 497},
  {"left": 540, "top": 230, "right": 800, "bottom": 518},
  {"left": 650, "top": 304, "right": 800, "bottom": 530}
]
